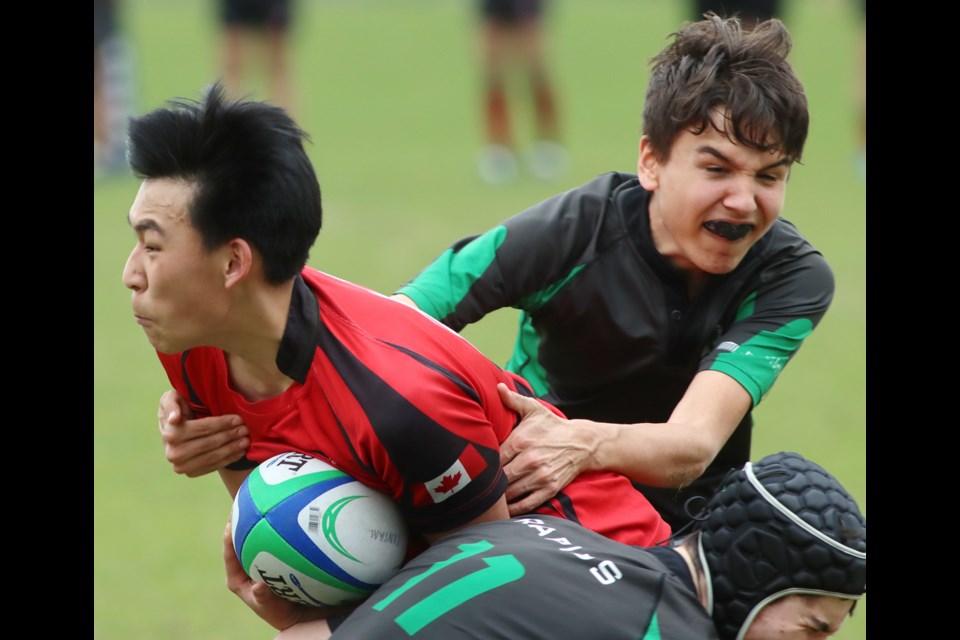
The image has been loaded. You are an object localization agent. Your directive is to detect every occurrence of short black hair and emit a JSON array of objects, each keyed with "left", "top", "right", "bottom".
[{"left": 126, "top": 81, "right": 323, "bottom": 284}]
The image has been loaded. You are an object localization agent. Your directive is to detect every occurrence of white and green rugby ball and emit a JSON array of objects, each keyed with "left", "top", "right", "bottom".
[{"left": 231, "top": 451, "right": 408, "bottom": 607}]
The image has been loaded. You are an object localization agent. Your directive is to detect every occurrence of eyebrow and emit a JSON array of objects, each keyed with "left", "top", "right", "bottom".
[
  {"left": 696, "top": 145, "right": 792, "bottom": 172},
  {"left": 130, "top": 218, "right": 165, "bottom": 235}
]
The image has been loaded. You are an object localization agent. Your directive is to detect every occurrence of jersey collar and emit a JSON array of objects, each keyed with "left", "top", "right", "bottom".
[{"left": 276, "top": 273, "right": 320, "bottom": 384}]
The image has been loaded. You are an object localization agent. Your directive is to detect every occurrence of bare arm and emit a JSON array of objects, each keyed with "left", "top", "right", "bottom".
[
  {"left": 390, "top": 293, "right": 419, "bottom": 309},
  {"left": 497, "top": 371, "right": 750, "bottom": 516},
  {"left": 275, "top": 621, "right": 332, "bottom": 640},
  {"left": 223, "top": 521, "right": 343, "bottom": 635},
  {"left": 158, "top": 389, "right": 250, "bottom": 477},
  {"left": 218, "top": 466, "right": 255, "bottom": 499}
]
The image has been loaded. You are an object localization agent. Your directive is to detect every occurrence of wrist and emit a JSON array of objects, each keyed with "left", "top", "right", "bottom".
[{"left": 575, "top": 419, "right": 612, "bottom": 473}]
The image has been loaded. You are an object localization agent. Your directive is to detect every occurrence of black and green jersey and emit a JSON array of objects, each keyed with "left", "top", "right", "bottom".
[
  {"left": 396, "top": 172, "right": 834, "bottom": 528},
  {"left": 330, "top": 515, "right": 718, "bottom": 639}
]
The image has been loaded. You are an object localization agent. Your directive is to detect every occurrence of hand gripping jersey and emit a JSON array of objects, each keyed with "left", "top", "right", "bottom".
[
  {"left": 397, "top": 172, "right": 834, "bottom": 529},
  {"left": 330, "top": 515, "right": 719, "bottom": 639},
  {"left": 158, "top": 268, "right": 669, "bottom": 547}
]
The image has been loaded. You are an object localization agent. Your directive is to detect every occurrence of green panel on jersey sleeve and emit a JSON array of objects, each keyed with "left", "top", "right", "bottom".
[
  {"left": 516, "top": 264, "right": 585, "bottom": 310},
  {"left": 709, "top": 318, "right": 814, "bottom": 407},
  {"left": 644, "top": 610, "right": 663, "bottom": 639},
  {"left": 505, "top": 265, "right": 586, "bottom": 396},
  {"left": 397, "top": 226, "right": 507, "bottom": 320},
  {"left": 506, "top": 313, "right": 549, "bottom": 396},
  {"left": 734, "top": 291, "right": 757, "bottom": 322}
]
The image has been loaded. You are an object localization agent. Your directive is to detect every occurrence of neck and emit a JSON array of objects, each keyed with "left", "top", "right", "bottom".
[
  {"left": 647, "top": 204, "right": 709, "bottom": 297},
  {"left": 221, "top": 279, "right": 297, "bottom": 402},
  {"left": 684, "top": 271, "right": 709, "bottom": 297},
  {"left": 674, "top": 542, "right": 709, "bottom": 609}
]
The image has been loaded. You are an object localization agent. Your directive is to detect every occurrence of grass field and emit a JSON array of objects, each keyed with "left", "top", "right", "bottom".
[{"left": 94, "top": 1, "right": 867, "bottom": 638}]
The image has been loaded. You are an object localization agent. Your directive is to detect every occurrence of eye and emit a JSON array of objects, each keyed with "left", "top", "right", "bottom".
[{"left": 139, "top": 233, "right": 161, "bottom": 253}]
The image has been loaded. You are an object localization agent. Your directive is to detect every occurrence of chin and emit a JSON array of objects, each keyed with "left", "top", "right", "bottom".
[
  {"left": 702, "top": 250, "right": 747, "bottom": 274},
  {"left": 155, "top": 340, "right": 187, "bottom": 355},
  {"left": 148, "top": 335, "right": 177, "bottom": 355},
  {"left": 699, "top": 260, "right": 740, "bottom": 276}
]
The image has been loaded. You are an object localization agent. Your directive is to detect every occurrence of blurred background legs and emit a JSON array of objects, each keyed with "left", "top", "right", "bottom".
[
  {"left": 476, "top": 0, "right": 566, "bottom": 185},
  {"left": 94, "top": 0, "right": 135, "bottom": 179},
  {"left": 219, "top": 0, "right": 298, "bottom": 118}
]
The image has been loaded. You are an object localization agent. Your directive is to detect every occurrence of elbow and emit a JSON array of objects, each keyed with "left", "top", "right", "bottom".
[
  {"left": 676, "top": 444, "right": 719, "bottom": 488},
  {"left": 683, "top": 459, "right": 711, "bottom": 486}
]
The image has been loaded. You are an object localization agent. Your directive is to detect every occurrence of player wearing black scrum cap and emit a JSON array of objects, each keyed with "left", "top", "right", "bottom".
[{"left": 241, "top": 451, "right": 864, "bottom": 638}]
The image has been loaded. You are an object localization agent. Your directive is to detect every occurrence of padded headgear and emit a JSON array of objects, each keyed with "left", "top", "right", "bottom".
[{"left": 698, "top": 451, "right": 866, "bottom": 640}]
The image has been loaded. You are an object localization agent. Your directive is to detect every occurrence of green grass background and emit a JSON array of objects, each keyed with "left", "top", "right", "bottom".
[{"left": 94, "top": 1, "right": 867, "bottom": 638}]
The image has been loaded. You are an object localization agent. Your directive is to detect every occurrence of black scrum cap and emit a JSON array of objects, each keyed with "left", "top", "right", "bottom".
[{"left": 698, "top": 451, "right": 866, "bottom": 640}]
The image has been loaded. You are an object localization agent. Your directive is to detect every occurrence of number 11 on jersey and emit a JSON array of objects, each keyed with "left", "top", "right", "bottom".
[{"left": 371, "top": 540, "right": 525, "bottom": 634}]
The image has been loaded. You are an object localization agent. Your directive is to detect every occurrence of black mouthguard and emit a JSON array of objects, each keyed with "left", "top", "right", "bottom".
[{"left": 703, "top": 220, "right": 753, "bottom": 241}]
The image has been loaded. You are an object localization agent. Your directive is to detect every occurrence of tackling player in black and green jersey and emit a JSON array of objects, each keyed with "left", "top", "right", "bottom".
[
  {"left": 391, "top": 14, "right": 833, "bottom": 532},
  {"left": 395, "top": 171, "right": 832, "bottom": 529}
]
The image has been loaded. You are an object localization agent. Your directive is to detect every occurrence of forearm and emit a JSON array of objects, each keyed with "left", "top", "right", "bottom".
[
  {"left": 276, "top": 619, "right": 333, "bottom": 639},
  {"left": 499, "top": 384, "right": 721, "bottom": 493},
  {"left": 585, "top": 419, "right": 718, "bottom": 489},
  {"left": 582, "top": 371, "right": 750, "bottom": 487},
  {"left": 219, "top": 467, "right": 253, "bottom": 499},
  {"left": 498, "top": 372, "right": 748, "bottom": 497}
]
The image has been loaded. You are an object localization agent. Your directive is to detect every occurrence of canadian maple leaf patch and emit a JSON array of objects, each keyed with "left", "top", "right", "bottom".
[
  {"left": 413, "top": 445, "right": 488, "bottom": 505},
  {"left": 434, "top": 471, "right": 462, "bottom": 494}
]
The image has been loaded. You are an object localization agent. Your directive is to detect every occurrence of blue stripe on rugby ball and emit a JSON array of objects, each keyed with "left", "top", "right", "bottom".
[
  {"left": 265, "top": 482, "right": 380, "bottom": 590},
  {"left": 232, "top": 479, "right": 262, "bottom": 558},
  {"left": 234, "top": 453, "right": 350, "bottom": 556}
]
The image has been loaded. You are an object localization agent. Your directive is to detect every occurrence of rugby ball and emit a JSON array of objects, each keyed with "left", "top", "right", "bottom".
[{"left": 231, "top": 451, "right": 408, "bottom": 607}]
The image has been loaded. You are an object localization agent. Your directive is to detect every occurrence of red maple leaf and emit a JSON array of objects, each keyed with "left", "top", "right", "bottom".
[{"left": 434, "top": 471, "right": 462, "bottom": 494}]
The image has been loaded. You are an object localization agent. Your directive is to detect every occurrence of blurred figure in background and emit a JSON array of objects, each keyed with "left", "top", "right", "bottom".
[
  {"left": 693, "top": 0, "right": 780, "bottom": 28},
  {"left": 475, "top": 0, "right": 567, "bottom": 186},
  {"left": 218, "top": 0, "right": 298, "bottom": 118},
  {"left": 94, "top": 0, "right": 135, "bottom": 178}
]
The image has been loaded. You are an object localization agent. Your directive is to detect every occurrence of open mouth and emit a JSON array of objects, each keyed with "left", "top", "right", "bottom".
[{"left": 703, "top": 220, "right": 753, "bottom": 241}]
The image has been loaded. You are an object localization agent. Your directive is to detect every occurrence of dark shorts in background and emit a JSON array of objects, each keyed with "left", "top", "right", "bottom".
[
  {"left": 94, "top": 0, "right": 117, "bottom": 49},
  {"left": 221, "top": 0, "right": 291, "bottom": 30},
  {"left": 481, "top": 0, "right": 544, "bottom": 25}
]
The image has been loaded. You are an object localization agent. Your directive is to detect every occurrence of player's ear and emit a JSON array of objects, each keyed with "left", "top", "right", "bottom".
[
  {"left": 637, "top": 136, "right": 661, "bottom": 191},
  {"left": 224, "top": 238, "right": 253, "bottom": 288}
]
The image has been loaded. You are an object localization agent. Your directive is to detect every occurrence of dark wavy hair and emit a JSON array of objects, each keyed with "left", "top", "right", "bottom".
[{"left": 642, "top": 12, "right": 808, "bottom": 164}]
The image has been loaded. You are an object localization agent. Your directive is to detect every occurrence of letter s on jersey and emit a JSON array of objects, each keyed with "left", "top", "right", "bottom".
[{"left": 590, "top": 560, "right": 623, "bottom": 585}]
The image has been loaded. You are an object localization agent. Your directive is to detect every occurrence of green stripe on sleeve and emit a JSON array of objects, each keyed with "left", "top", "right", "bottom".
[
  {"left": 710, "top": 318, "right": 814, "bottom": 406},
  {"left": 397, "top": 226, "right": 508, "bottom": 320}
]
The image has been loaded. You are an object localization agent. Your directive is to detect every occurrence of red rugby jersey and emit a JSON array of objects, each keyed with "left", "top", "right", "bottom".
[{"left": 158, "top": 268, "right": 669, "bottom": 545}]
